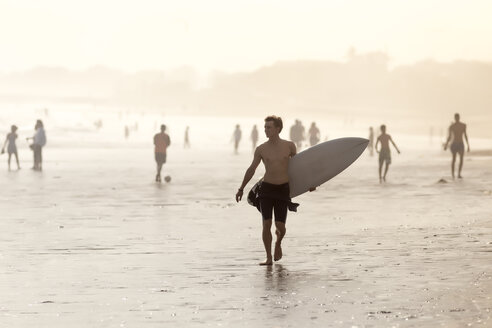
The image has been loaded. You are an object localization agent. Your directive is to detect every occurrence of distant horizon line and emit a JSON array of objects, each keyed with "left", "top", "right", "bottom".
[{"left": 2, "top": 55, "right": 492, "bottom": 76}]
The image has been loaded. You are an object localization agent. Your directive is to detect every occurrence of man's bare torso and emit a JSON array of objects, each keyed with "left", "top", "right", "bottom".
[
  {"left": 450, "top": 122, "right": 466, "bottom": 144},
  {"left": 378, "top": 134, "right": 391, "bottom": 151},
  {"left": 258, "top": 139, "right": 295, "bottom": 184}
]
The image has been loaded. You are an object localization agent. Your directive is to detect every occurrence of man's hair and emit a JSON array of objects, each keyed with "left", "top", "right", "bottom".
[
  {"left": 265, "top": 115, "right": 283, "bottom": 132},
  {"left": 455, "top": 113, "right": 460, "bottom": 119},
  {"left": 160, "top": 124, "right": 166, "bottom": 132}
]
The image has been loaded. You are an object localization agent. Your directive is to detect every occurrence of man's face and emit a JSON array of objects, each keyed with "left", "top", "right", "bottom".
[{"left": 264, "top": 121, "right": 279, "bottom": 138}]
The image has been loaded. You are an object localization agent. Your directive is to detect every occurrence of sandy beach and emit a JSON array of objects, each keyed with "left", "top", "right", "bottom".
[{"left": 0, "top": 121, "right": 490, "bottom": 328}]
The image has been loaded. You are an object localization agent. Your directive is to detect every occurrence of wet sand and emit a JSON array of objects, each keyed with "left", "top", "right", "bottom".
[{"left": 0, "top": 143, "right": 491, "bottom": 327}]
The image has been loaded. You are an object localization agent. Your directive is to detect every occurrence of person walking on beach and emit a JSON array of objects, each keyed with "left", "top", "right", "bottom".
[
  {"left": 154, "top": 124, "right": 171, "bottom": 182},
  {"left": 184, "top": 126, "right": 190, "bottom": 148},
  {"left": 443, "top": 113, "right": 470, "bottom": 179},
  {"left": 232, "top": 124, "right": 242, "bottom": 154},
  {"left": 367, "top": 127, "right": 374, "bottom": 156},
  {"left": 2, "top": 125, "right": 21, "bottom": 170},
  {"left": 308, "top": 122, "right": 320, "bottom": 146},
  {"left": 235, "top": 115, "right": 298, "bottom": 266},
  {"left": 375, "top": 124, "right": 400, "bottom": 183},
  {"left": 289, "top": 120, "right": 305, "bottom": 150},
  {"left": 250, "top": 125, "right": 258, "bottom": 152}
]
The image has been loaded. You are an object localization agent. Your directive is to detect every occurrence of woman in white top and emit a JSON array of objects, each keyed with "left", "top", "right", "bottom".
[{"left": 27, "top": 120, "right": 46, "bottom": 171}]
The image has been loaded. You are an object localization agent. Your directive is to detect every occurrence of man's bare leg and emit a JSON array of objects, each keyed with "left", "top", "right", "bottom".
[
  {"left": 274, "top": 221, "right": 286, "bottom": 261},
  {"left": 260, "top": 219, "right": 273, "bottom": 265},
  {"left": 15, "top": 153, "right": 20, "bottom": 169},
  {"left": 458, "top": 151, "right": 464, "bottom": 178},
  {"left": 378, "top": 162, "right": 383, "bottom": 183},
  {"left": 7, "top": 153, "right": 11, "bottom": 171},
  {"left": 156, "top": 163, "right": 163, "bottom": 182},
  {"left": 383, "top": 162, "right": 390, "bottom": 182},
  {"left": 451, "top": 152, "right": 456, "bottom": 179}
]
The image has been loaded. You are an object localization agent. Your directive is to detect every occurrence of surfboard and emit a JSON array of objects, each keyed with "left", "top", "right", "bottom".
[{"left": 288, "top": 137, "right": 368, "bottom": 197}]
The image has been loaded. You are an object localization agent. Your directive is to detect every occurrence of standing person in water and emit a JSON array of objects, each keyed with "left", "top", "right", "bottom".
[
  {"left": 184, "top": 126, "right": 190, "bottom": 148},
  {"left": 27, "top": 120, "right": 46, "bottom": 171},
  {"left": 308, "top": 122, "right": 320, "bottom": 146},
  {"left": 367, "top": 127, "right": 374, "bottom": 156},
  {"left": 2, "top": 125, "right": 21, "bottom": 170},
  {"left": 153, "top": 124, "right": 171, "bottom": 182},
  {"left": 232, "top": 124, "right": 242, "bottom": 154},
  {"left": 250, "top": 125, "right": 258, "bottom": 152},
  {"left": 375, "top": 124, "right": 400, "bottom": 183},
  {"left": 443, "top": 113, "right": 470, "bottom": 179},
  {"left": 235, "top": 116, "right": 302, "bottom": 266}
]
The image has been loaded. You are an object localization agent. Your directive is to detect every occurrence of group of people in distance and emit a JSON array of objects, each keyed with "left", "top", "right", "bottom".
[
  {"left": 368, "top": 113, "right": 470, "bottom": 182},
  {"left": 2, "top": 119, "right": 46, "bottom": 171},
  {"left": 232, "top": 113, "right": 473, "bottom": 266},
  {"left": 231, "top": 120, "right": 322, "bottom": 155}
]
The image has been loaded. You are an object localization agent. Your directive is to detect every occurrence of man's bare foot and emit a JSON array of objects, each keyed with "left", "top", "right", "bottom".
[
  {"left": 274, "top": 242, "right": 283, "bottom": 261},
  {"left": 458, "top": 175, "right": 463, "bottom": 179},
  {"left": 259, "top": 259, "right": 273, "bottom": 266}
]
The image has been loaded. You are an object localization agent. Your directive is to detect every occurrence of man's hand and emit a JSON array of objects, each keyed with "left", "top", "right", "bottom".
[
  {"left": 467, "top": 146, "right": 470, "bottom": 152},
  {"left": 443, "top": 143, "right": 448, "bottom": 151},
  {"left": 235, "top": 189, "right": 244, "bottom": 202}
]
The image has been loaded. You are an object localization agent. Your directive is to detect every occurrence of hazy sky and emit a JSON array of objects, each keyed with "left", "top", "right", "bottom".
[{"left": 1, "top": 0, "right": 492, "bottom": 73}]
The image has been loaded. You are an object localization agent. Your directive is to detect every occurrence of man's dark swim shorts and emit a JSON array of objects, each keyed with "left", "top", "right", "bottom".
[
  {"left": 259, "top": 181, "right": 291, "bottom": 223},
  {"left": 450, "top": 142, "right": 464, "bottom": 154},
  {"left": 155, "top": 152, "right": 167, "bottom": 165}
]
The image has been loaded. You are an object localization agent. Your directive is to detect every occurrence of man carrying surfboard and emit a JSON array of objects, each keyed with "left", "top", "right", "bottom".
[
  {"left": 375, "top": 124, "right": 400, "bottom": 183},
  {"left": 235, "top": 115, "right": 297, "bottom": 266}
]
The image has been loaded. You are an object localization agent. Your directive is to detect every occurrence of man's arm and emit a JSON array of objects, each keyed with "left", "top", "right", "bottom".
[
  {"left": 2, "top": 134, "right": 8, "bottom": 150},
  {"left": 464, "top": 124, "right": 470, "bottom": 152},
  {"left": 390, "top": 137, "right": 401, "bottom": 154},
  {"left": 290, "top": 141, "right": 297, "bottom": 157},
  {"left": 235, "top": 147, "right": 262, "bottom": 202},
  {"left": 167, "top": 135, "right": 171, "bottom": 147},
  {"left": 375, "top": 136, "right": 380, "bottom": 153},
  {"left": 444, "top": 126, "right": 452, "bottom": 150}
]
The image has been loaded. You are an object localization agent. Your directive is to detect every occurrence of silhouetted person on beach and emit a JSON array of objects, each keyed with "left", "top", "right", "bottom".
[
  {"left": 184, "top": 126, "right": 190, "bottom": 148},
  {"left": 375, "top": 124, "right": 400, "bottom": 183},
  {"left": 232, "top": 124, "right": 242, "bottom": 153},
  {"left": 154, "top": 124, "right": 171, "bottom": 182},
  {"left": 443, "top": 113, "right": 470, "bottom": 179},
  {"left": 124, "top": 126, "right": 130, "bottom": 139},
  {"left": 367, "top": 127, "right": 374, "bottom": 156},
  {"left": 2, "top": 125, "right": 20, "bottom": 170},
  {"left": 236, "top": 116, "right": 300, "bottom": 266},
  {"left": 289, "top": 120, "right": 305, "bottom": 149},
  {"left": 250, "top": 125, "right": 258, "bottom": 151},
  {"left": 308, "top": 122, "right": 320, "bottom": 146},
  {"left": 27, "top": 120, "right": 46, "bottom": 171}
]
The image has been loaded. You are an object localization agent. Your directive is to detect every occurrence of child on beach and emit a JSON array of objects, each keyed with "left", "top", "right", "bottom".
[{"left": 2, "top": 125, "right": 21, "bottom": 170}]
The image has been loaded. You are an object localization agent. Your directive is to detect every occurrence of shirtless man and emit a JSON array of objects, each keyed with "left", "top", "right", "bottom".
[
  {"left": 154, "top": 124, "right": 171, "bottom": 182},
  {"left": 375, "top": 124, "right": 400, "bottom": 183},
  {"left": 443, "top": 113, "right": 470, "bottom": 179},
  {"left": 235, "top": 116, "right": 297, "bottom": 266}
]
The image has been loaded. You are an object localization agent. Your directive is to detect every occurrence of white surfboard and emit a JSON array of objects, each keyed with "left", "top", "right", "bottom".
[{"left": 288, "top": 137, "right": 368, "bottom": 197}]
